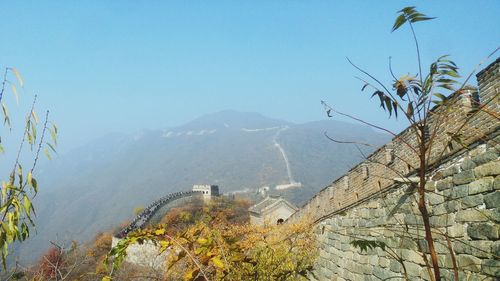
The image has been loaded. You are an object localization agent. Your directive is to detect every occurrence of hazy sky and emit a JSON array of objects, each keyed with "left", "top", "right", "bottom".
[{"left": 1, "top": 1, "right": 499, "bottom": 152}]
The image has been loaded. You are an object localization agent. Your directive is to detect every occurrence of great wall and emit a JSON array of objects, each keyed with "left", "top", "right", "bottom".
[
  {"left": 290, "top": 58, "right": 500, "bottom": 280},
  {"left": 112, "top": 59, "right": 499, "bottom": 279}
]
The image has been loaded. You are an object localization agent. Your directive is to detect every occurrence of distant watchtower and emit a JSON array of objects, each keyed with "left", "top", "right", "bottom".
[{"left": 192, "top": 184, "right": 220, "bottom": 201}]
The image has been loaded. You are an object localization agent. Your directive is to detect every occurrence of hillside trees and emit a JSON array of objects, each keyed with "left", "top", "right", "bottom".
[
  {"left": 103, "top": 197, "right": 316, "bottom": 281},
  {"left": 0, "top": 67, "right": 57, "bottom": 267},
  {"left": 321, "top": 6, "right": 499, "bottom": 281}
]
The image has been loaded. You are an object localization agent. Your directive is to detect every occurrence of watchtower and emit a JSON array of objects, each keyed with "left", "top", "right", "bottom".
[{"left": 192, "top": 184, "right": 220, "bottom": 201}]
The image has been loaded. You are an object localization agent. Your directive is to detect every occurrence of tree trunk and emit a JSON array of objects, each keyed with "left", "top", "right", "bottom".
[{"left": 418, "top": 144, "right": 441, "bottom": 281}]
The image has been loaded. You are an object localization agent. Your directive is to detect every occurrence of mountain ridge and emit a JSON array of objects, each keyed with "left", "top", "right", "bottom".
[{"left": 16, "top": 110, "right": 390, "bottom": 263}]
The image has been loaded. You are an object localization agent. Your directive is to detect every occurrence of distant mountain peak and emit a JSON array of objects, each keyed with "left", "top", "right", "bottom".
[{"left": 178, "top": 110, "right": 291, "bottom": 131}]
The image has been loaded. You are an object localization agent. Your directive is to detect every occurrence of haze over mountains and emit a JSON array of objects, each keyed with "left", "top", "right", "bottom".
[{"left": 17, "top": 110, "right": 389, "bottom": 262}]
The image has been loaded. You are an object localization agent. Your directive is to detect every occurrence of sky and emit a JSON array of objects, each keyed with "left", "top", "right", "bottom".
[{"left": 0, "top": 1, "right": 499, "bottom": 152}]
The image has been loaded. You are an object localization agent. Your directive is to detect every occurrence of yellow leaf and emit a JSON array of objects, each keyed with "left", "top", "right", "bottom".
[
  {"left": 197, "top": 238, "right": 208, "bottom": 245},
  {"left": 211, "top": 256, "right": 224, "bottom": 269},
  {"left": 27, "top": 172, "right": 33, "bottom": 187},
  {"left": 183, "top": 268, "right": 199, "bottom": 281},
  {"left": 11, "top": 68, "right": 24, "bottom": 87},
  {"left": 159, "top": 240, "right": 170, "bottom": 252},
  {"left": 102, "top": 276, "right": 112, "bottom": 281},
  {"left": 154, "top": 228, "right": 165, "bottom": 235},
  {"left": 31, "top": 110, "right": 39, "bottom": 124},
  {"left": 11, "top": 84, "right": 19, "bottom": 104}
]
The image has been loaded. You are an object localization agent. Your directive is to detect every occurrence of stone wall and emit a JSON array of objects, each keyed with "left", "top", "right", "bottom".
[
  {"left": 311, "top": 137, "right": 499, "bottom": 280},
  {"left": 292, "top": 58, "right": 499, "bottom": 281}
]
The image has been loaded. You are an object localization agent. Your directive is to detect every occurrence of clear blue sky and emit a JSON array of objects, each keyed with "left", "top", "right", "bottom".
[{"left": 1, "top": 1, "right": 499, "bottom": 152}]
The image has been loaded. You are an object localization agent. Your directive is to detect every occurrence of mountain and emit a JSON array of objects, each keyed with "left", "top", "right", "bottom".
[{"left": 16, "top": 110, "right": 389, "bottom": 263}]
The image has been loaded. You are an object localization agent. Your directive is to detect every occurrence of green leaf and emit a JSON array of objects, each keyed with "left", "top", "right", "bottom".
[
  {"left": 399, "top": 6, "right": 416, "bottom": 14},
  {"left": 1, "top": 103, "right": 11, "bottom": 129},
  {"left": 23, "top": 196, "right": 31, "bottom": 216},
  {"left": 392, "top": 14, "right": 407, "bottom": 32},
  {"left": 31, "top": 177, "right": 38, "bottom": 193},
  {"left": 50, "top": 124, "right": 58, "bottom": 145},
  {"left": 410, "top": 16, "right": 436, "bottom": 23},
  {"left": 434, "top": 93, "right": 447, "bottom": 101},
  {"left": 384, "top": 96, "right": 392, "bottom": 116},
  {"left": 350, "top": 239, "right": 387, "bottom": 253},
  {"left": 45, "top": 142, "right": 56, "bottom": 154}
]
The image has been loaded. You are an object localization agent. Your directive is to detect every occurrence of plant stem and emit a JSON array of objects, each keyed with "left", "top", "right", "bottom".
[{"left": 418, "top": 126, "right": 441, "bottom": 281}]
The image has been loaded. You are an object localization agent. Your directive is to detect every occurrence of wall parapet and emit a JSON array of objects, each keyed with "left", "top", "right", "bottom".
[{"left": 291, "top": 58, "right": 500, "bottom": 223}]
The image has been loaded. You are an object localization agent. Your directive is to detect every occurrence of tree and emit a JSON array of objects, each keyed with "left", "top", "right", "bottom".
[
  {"left": 321, "top": 6, "right": 498, "bottom": 281},
  {"left": 103, "top": 197, "right": 316, "bottom": 281},
  {"left": 0, "top": 67, "right": 57, "bottom": 268}
]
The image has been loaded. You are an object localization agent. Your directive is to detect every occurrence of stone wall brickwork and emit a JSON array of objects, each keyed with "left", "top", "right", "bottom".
[
  {"left": 292, "top": 58, "right": 499, "bottom": 281},
  {"left": 310, "top": 138, "right": 499, "bottom": 280}
]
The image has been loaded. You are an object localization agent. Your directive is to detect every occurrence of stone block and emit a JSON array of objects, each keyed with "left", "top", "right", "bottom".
[
  {"left": 444, "top": 184, "right": 469, "bottom": 199},
  {"left": 432, "top": 203, "right": 447, "bottom": 215},
  {"left": 454, "top": 240, "right": 492, "bottom": 258},
  {"left": 359, "top": 255, "right": 369, "bottom": 264},
  {"left": 453, "top": 170, "right": 476, "bottom": 185},
  {"left": 440, "top": 269, "right": 466, "bottom": 281},
  {"left": 474, "top": 161, "right": 500, "bottom": 178},
  {"left": 379, "top": 257, "right": 390, "bottom": 268},
  {"left": 472, "top": 151, "right": 498, "bottom": 166},
  {"left": 445, "top": 200, "right": 461, "bottom": 212},
  {"left": 438, "top": 254, "right": 452, "bottom": 268},
  {"left": 482, "top": 259, "right": 500, "bottom": 277},
  {"left": 482, "top": 207, "right": 499, "bottom": 223},
  {"left": 458, "top": 254, "right": 482, "bottom": 272},
  {"left": 461, "top": 158, "right": 477, "bottom": 171},
  {"left": 427, "top": 192, "right": 444, "bottom": 205},
  {"left": 373, "top": 267, "right": 398, "bottom": 280},
  {"left": 420, "top": 268, "right": 434, "bottom": 280},
  {"left": 389, "top": 259, "right": 401, "bottom": 273},
  {"left": 493, "top": 241, "right": 500, "bottom": 257},
  {"left": 484, "top": 191, "right": 500, "bottom": 208},
  {"left": 456, "top": 209, "right": 489, "bottom": 222},
  {"left": 462, "top": 194, "right": 484, "bottom": 208},
  {"left": 430, "top": 213, "right": 455, "bottom": 227},
  {"left": 442, "top": 165, "right": 460, "bottom": 177},
  {"left": 436, "top": 177, "right": 454, "bottom": 191},
  {"left": 469, "top": 177, "right": 494, "bottom": 195},
  {"left": 365, "top": 201, "right": 379, "bottom": 209},
  {"left": 401, "top": 249, "right": 425, "bottom": 265},
  {"left": 467, "top": 223, "right": 499, "bottom": 240},
  {"left": 404, "top": 214, "right": 423, "bottom": 225},
  {"left": 425, "top": 182, "right": 435, "bottom": 192},
  {"left": 447, "top": 224, "right": 465, "bottom": 238},
  {"left": 494, "top": 175, "right": 500, "bottom": 190},
  {"left": 403, "top": 261, "right": 422, "bottom": 276}
]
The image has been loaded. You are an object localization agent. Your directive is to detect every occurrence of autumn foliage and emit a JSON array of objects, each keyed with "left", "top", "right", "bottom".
[
  {"left": 105, "top": 197, "right": 316, "bottom": 281},
  {"left": 37, "top": 247, "right": 65, "bottom": 279}
]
